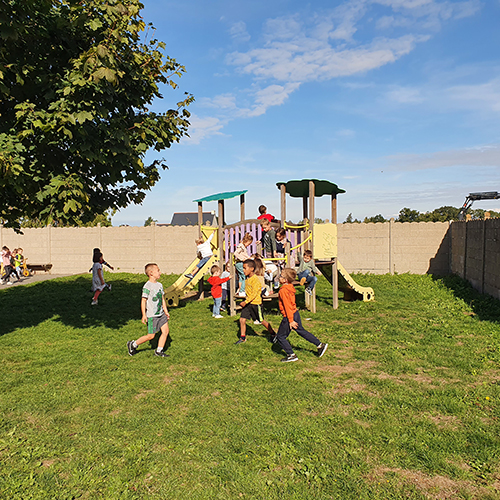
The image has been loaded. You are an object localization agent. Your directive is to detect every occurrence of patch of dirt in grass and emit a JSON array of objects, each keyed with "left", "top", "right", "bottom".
[
  {"left": 328, "top": 382, "right": 367, "bottom": 395},
  {"left": 109, "top": 409, "right": 121, "bottom": 417},
  {"left": 410, "top": 373, "right": 438, "bottom": 387},
  {"left": 135, "top": 389, "right": 154, "bottom": 400},
  {"left": 428, "top": 414, "right": 460, "bottom": 430},
  {"left": 303, "top": 360, "right": 379, "bottom": 377},
  {"left": 368, "top": 466, "right": 494, "bottom": 499},
  {"left": 377, "top": 372, "right": 404, "bottom": 384},
  {"left": 42, "top": 459, "right": 56, "bottom": 468},
  {"left": 354, "top": 419, "right": 371, "bottom": 428}
]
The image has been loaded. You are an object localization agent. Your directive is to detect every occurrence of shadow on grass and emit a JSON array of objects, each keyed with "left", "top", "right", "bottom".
[
  {"left": 432, "top": 273, "right": 500, "bottom": 324},
  {"left": 0, "top": 274, "right": 145, "bottom": 337}
]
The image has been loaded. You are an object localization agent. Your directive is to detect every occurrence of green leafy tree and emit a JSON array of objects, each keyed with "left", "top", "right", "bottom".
[
  {"left": 344, "top": 213, "right": 361, "bottom": 223},
  {"left": 397, "top": 207, "right": 422, "bottom": 223},
  {"left": 0, "top": 0, "right": 193, "bottom": 230},
  {"left": 420, "top": 206, "right": 460, "bottom": 222},
  {"left": 144, "top": 216, "right": 157, "bottom": 226},
  {"left": 363, "top": 214, "right": 387, "bottom": 223}
]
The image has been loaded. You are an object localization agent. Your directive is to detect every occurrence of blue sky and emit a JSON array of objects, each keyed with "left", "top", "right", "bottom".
[{"left": 114, "top": 0, "right": 500, "bottom": 226}]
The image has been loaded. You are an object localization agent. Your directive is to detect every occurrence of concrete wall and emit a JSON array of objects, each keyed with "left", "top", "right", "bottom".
[
  {"left": 0, "top": 224, "right": 198, "bottom": 275},
  {"left": 337, "top": 220, "right": 451, "bottom": 275},
  {"left": 3, "top": 220, "right": 499, "bottom": 302},
  {"left": 450, "top": 218, "right": 500, "bottom": 300}
]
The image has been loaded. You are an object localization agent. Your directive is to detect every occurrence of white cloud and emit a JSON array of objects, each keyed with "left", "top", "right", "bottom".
[
  {"left": 199, "top": 93, "right": 238, "bottom": 110},
  {"left": 448, "top": 78, "right": 500, "bottom": 113},
  {"left": 386, "top": 85, "right": 424, "bottom": 103},
  {"left": 385, "top": 144, "right": 500, "bottom": 171},
  {"left": 243, "top": 83, "right": 301, "bottom": 117},
  {"left": 229, "top": 21, "right": 250, "bottom": 43},
  {"left": 182, "top": 115, "right": 226, "bottom": 145}
]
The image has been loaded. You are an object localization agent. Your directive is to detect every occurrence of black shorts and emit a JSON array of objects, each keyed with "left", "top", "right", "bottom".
[{"left": 240, "top": 303, "right": 264, "bottom": 322}]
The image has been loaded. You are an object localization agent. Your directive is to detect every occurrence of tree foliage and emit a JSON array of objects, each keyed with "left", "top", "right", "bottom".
[
  {"left": 0, "top": 0, "right": 193, "bottom": 229},
  {"left": 363, "top": 214, "right": 387, "bottom": 223},
  {"left": 144, "top": 215, "right": 157, "bottom": 226}
]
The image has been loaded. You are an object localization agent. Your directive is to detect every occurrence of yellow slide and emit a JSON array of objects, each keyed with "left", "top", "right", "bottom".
[
  {"left": 315, "top": 260, "right": 375, "bottom": 302},
  {"left": 164, "top": 226, "right": 219, "bottom": 307}
]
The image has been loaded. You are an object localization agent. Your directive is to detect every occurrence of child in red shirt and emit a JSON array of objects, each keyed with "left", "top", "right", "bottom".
[
  {"left": 275, "top": 268, "right": 328, "bottom": 362},
  {"left": 208, "top": 264, "right": 232, "bottom": 318}
]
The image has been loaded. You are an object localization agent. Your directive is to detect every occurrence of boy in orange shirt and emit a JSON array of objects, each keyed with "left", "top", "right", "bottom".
[{"left": 274, "top": 268, "right": 328, "bottom": 362}]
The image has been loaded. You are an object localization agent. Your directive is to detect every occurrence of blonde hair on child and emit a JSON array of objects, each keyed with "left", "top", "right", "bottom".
[
  {"left": 242, "top": 233, "right": 253, "bottom": 244},
  {"left": 261, "top": 219, "right": 270, "bottom": 227},
  {"left": 195, "top": 237, "right": 205, "bottom": 245},
  {"left": 281, "top": 268, "right": 296, "bottom": 283},
  {"left": 144, "top": 263, "right": 158, "bottom": 275}
]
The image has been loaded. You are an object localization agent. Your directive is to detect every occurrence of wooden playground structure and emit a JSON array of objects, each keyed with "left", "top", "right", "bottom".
[{"left": 163, "top": 179, "right": 374, "bottom": 314}]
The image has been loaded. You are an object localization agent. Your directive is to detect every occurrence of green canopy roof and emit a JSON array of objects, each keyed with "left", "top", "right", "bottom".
[
  {"left": 193, "top": 190, "right": 248, "bottom": 203},
  {"left": 276, "top": 179, "right": 345, "bottom": 198}
]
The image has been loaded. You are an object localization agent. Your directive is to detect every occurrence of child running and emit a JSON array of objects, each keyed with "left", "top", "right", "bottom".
[
  {"left": 91, "top": 251, "right": 111, "bottom": 305},
  {"left": 235, "top": 259, "right": 275, "bottom": 344},
  {"left": 127, "top": 263, "right": 170, "bottom": 358},
  {"left": 274, "top": 268, "right": 328, "bottom": 362},
  {"left": 207, "top": 264, "right": 232, "bottom": 318}
]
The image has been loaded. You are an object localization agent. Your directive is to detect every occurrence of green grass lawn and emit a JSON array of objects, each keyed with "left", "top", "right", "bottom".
[{"left": 1, "top": 272, "right": 499, "bottom": 499}]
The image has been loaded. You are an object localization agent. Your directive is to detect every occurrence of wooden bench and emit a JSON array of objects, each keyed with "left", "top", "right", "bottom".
[{"left": 29, "top": 264, "right": 53, "bottom": 273}]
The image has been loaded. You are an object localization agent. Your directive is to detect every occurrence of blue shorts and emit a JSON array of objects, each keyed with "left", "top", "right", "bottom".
[{"left": 197, "top": 256, "right": 210, "bottom": 269}]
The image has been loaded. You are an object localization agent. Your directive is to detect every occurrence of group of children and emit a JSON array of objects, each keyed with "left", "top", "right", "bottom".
[
  {"left": 125, "top": 204, "right": 327, "bottom": 363},
  {"left": 1, "top": 246, "right": 25, "bottom": 285}
]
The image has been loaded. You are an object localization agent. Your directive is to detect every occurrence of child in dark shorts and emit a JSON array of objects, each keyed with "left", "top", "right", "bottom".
[
  {"left": 274, "top": 268, "right": 328, "bottom": 362},
  {"left": 235, "top": 259, "right": 275, "bottom": 344}
]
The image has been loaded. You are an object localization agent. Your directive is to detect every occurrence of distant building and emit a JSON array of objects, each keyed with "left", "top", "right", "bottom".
[{"left": 170, "top": 211, "right": 217, "bottom": 226}]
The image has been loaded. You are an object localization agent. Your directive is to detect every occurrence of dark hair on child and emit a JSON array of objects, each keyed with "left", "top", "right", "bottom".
[
  {"left": 304, "top": 249, "right": 313, "bottom": 257},
  {"left": 251, "top": 255, "right": 264, "bottom": 276},
  {"left": 276, "top": 227, "right": 286, "bottom": 238},
  {"left": 243, "top": 259, "right": 255, "bottom": 270},
  {"left": 93, "top": 251, "right": 103, "bottom": 263},
  {"left": 258, "top": 205, "right": 267, "bottom": 214},
  {"left": 210, "top": 264, "right": 220, "bottom": 275}
]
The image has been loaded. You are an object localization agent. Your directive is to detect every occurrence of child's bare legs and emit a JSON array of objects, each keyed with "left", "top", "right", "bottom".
[
  {"left": 135, "top": 332, "right": 155, "bottom": 346},
  {"left": 261, "top": 319, "right": 275, "bottom": 336},
  {"left": 92, "top": 290, "right": 102, "bottom": 304},
  {"left": 157, "top": 322, "right": 169, "bottom": 351},
  {"left": 239, "top": 317, "right": 247, "bottom": 338}
]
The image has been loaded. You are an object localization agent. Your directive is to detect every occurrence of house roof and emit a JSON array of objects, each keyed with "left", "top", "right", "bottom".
[{"left": 170, "top": 212, "right": 217, "bottom": 226}]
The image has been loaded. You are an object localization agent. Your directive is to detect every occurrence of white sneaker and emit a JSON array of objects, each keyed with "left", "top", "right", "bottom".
[
  {"left": 91, "top": 299, "right": 98, "bottom": 306},
  {"left": 254, "top": 320, "right": 261, "bottom": 325},
  {"left": 213, "top": 314, "right": 223, "bottom": 319},
  {"left": 7, "top": 281, "right": 13, "bottom": 285}
]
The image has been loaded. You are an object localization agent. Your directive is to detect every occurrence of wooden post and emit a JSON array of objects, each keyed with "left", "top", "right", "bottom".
[
  {"left": 240, "top": 193, "right": 245, "bottom": 222},
  {"left": 198, "top": 202, "right": 203, "bottom": 237},
  {"left": 332, "top": 258, "right": 338, "bottom": 310},
  {"left": 280, "top": 184, "right": 287, "bottom": 224},
  {"left": 229, "top": 254, "right": 236, "bottom": 316},
  {"left": 331, "top": 194, "right": 337, "bottom": 224},
  {"left": 218, "top": 199, "right": 224, "bottom": 268},
  {"left": 309, "top": 180, "right": 316, "bottom": 313}
]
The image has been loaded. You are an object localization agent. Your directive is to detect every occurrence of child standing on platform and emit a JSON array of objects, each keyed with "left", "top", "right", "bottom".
[
  {"left": 260, "top": 219, "right": 277, "bottom": 258},
  {"left": 234, "top": 233, "right": 253, "bottom": 297},
  {"left": 257, "top": 205, "right": 278, "bottom": 222},
  {"left": 235, "top": 259, "right": 275, "bottom": 344},
  {"left": 275, "top": 268, "right": 328, "bottom": 362},
  {"left": 208, "top": 264, "right": 232, "bottom": 318},
  {"left": 127, "top": 263, "right": 170, "bottom": 358}
]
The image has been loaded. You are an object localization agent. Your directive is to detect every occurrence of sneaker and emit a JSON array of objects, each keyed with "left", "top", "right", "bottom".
[
  {"left": 253, "top": 320, "right": 261, "bottom": 325},
  {"left": 127, "top": 340, "right": 137, "bottom": 356},
  {"left": 299, "top": 277, "right": 307, "bottom": 286},
  {"left": 185, "top": 273, "right": 194, "bottom": 279},
  {"left": 7, "top": 281, "right": 13, "bottom": 285},
  {"left": 154, "top": 350, "right": 170, "bottom": 357},
  {"left": 0, "top": 280, "right": 4, "bottom": 285},
  {"left": 305, "top": 287, "right": 313, "bottom": 296},
  {"left": 281, "top": 353, "right": 299, "bottom": 363},
  {"left": 214, "top": 314, "right": 223, "bottom": 319},
  {"left": 318, "top": 343, "right": 328, "bottom": 358},
  {"left": 270, "top": 334, "right": 278, "bottom": 344},
  {"left": 107, "top": 283, "right": 112, "bottom": 291},
  {"left": 235, "top": 337, "right": 246, "bottom": 344},
  {"left": 91, "top": 299, "right": 98, "bottom": 306}
]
